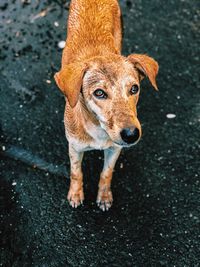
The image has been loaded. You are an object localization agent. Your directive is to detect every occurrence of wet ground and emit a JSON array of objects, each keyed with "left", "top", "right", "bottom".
[{"left": 0, "top": 0, "right": 200, "bottom": 266}]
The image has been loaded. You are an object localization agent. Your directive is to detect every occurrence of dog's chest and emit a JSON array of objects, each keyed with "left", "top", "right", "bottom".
[{"left": 67, "top": 121, "right": 114, "bottom": 152}]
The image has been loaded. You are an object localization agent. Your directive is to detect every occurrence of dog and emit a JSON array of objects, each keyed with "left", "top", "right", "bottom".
[{"left": 54, "top": 0, "right": 159, "bottom": 211}]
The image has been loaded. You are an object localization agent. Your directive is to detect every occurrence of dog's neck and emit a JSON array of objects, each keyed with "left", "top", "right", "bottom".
[{"left": 62, "top": 44, "right": 118, "bottom": 66}]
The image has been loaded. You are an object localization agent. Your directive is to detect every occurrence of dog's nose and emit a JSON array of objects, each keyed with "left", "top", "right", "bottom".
[{"left": 120, "top": 127, "right": 140, "bottom": 144}]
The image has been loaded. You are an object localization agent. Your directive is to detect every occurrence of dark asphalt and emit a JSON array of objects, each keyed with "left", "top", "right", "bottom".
[{"left": 0, "top": 0, "right": 200, "bottom": 266}]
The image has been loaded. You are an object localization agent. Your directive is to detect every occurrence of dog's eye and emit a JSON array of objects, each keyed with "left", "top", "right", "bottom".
[
  {"left": 130, "top": 85, "right": 139, "bottom": 95},
  {"left": 93, "top": 89, "right": 107, "bottom": 99}
]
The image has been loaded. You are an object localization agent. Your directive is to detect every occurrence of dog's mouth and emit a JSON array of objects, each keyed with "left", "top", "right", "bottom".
[
  {"left": 98, "top": 120, "right": 141, "bottom": 147},
  {"left": 113, "top": 139, "right": 140, "bottom": 148}
]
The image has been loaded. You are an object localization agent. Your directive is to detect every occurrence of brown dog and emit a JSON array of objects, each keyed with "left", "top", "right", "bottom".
[{"left": 54, "top": 0, "right": 159, "bottom": 211}]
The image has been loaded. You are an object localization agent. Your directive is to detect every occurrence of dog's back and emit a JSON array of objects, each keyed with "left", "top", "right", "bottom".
[{"left": 62, "top": 0, "right": 121, "bottom": 66}]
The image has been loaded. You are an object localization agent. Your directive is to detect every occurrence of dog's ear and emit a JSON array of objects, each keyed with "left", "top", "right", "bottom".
[
  {"left": 54, "top": 63, "right": 87, "bottom": 108},
  {"left": 128, "top": 54, "right": 159, "bottom": 90}
]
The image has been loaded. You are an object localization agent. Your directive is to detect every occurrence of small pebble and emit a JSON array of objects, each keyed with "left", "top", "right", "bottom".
[
  {"left": 58, "top": 41, "right": 66, "bottom": 49},
  {"left": 54, "top": 21, "right": 59, "bottom": 27},
  {"left": 166, "top": 113, "right": 176, "bottom": 119},
  {"left": 46, "top": 79, "right": 51, "bottom": 84},
  {"left": 12, "top": 181, "right": 17, "bottom": 186}
]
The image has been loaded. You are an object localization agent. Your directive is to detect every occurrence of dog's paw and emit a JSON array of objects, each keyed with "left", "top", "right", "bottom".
[
  {"left": 67, "top": 189, "right": 84, "bottom": 208},
  {"left": 96, "top": 189, "right": 113, "bottom": 211}
]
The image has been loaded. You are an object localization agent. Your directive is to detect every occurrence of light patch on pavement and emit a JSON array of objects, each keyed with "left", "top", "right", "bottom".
[{"left": 166, "top": 113, "right": 176, "bottom": 119}]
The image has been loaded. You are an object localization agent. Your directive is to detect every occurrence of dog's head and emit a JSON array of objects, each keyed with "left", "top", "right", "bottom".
[{"left": 54, "top": 54, "right": 159, "bottom": 147}]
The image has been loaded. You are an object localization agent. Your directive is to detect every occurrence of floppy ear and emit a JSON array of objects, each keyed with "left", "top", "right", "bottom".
[
  {"left": 128, "top": 54, "right": 159, "bottom": 90},
  {"left": 54, "top": 63, "right": 87, "bottom": 108}
]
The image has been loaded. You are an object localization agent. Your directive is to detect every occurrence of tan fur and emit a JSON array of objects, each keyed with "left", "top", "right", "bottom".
[{"left": 54, "top": 0, "right": 159, "bottom": 210}]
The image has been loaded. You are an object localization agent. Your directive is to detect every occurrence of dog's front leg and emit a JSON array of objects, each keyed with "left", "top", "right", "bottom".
[
  {"left": 67, "top": 144, "right": 84, "bottom": 208},
  {"left": 97, "top": 146, "right": 121, "bottom": 211}
]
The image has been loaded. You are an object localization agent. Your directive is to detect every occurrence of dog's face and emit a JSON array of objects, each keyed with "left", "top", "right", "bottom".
[
  {"left": 55, "top": 54, "right": 159, "bottom": 147},
  {"left": 82, "top": 56, "right": 142, "bottom": 146}
]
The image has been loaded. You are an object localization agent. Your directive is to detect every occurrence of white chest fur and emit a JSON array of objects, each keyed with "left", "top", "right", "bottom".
[{"left": 66, "top": 119, "right": 114, "bottom": 152}]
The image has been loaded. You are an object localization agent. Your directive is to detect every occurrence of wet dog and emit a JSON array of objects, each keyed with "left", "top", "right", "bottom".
[{"left": 54, "top": 0, "right": 159, "bottom": 211}]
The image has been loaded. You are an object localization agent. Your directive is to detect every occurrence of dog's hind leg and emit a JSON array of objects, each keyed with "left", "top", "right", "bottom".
[
  {"left": 67, "top": 145, "right": 84, "bottom": 208},
  {"left": 97, "top": 146, "right": 121, "bottom": 211}
]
